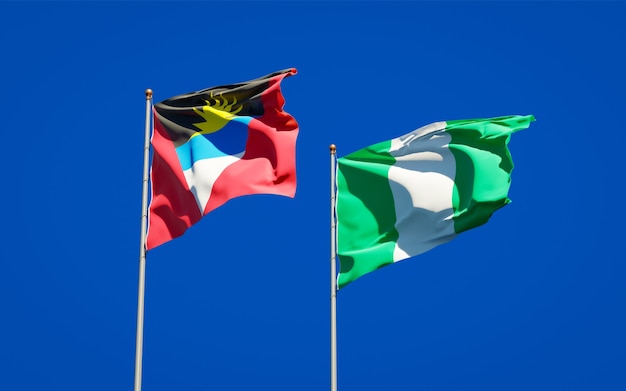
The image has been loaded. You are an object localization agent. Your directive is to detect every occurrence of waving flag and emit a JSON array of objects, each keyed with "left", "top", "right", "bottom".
[
  {"left": 336, "top": 115, "right": 534, "bottom": 288},
  {"left": 147, "top": 69, "right": 299, "bottom": 250}
]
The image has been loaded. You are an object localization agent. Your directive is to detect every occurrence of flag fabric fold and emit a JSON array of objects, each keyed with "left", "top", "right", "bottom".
[
  {"left": 335, "top": 115, "right": 535, "bottom": 289},
  {"left": 146, "top": 69, "right": 299, "bottom": 250}
]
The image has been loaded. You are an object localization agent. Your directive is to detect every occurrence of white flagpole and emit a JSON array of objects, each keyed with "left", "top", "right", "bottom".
[
  {"left": 330, "top": 144, "right": 338, "bottom": 391},
  {"left": 134, "top": 88, "right": 153, "bottom": 391}
]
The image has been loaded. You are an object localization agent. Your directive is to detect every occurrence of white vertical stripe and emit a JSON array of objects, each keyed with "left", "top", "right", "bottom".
[
  {"left": 388, "top": 122, "right": 457, "bottom": 262},
  {"left": 182, "top": 153, "right": 243, "bottom": 214}
]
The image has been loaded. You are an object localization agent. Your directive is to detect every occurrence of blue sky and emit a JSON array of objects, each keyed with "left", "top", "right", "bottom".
[{"left": 1, "top": 1, "right": 625, "bottom": 390}]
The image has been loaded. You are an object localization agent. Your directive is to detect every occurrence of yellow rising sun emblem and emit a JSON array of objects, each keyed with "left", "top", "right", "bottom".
[{"left": 191, "top": 92, "right": 243, "bottom": 136}]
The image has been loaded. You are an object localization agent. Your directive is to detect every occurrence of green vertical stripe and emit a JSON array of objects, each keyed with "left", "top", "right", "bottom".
[
  {"left": 336, "top": 140, "right": 397, "bottom": 289},
  {"left": 447, "top": 115, "right": 535, "bottom": 233}
]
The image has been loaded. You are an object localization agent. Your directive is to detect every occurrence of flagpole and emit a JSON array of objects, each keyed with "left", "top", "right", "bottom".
[
  {"left": 330, "top": 144, "right": 338, "bottom": 391},
  {"left": 134, "top": 88, "right": 152, "bottom": 391}
]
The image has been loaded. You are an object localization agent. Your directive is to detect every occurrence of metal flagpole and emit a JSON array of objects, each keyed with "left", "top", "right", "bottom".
[
  {"left": 330, "top": 144, "right": 338, "bottom": 391},
  {"left": 134, "top": 88, "right": 153, "bottom": 391}
]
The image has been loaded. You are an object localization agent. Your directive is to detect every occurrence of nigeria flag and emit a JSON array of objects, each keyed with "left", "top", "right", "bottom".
[{"left": 335, "top": 115, "right": 535, "bottom": 289}]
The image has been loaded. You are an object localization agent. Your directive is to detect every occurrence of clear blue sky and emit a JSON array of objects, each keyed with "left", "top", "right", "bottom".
[{"left": 1, "top": 1, "right": 625, "bottom": 390}]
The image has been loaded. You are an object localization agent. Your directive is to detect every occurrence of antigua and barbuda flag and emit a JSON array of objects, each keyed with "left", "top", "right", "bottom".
[{"left": 146, "top": 69, "right": 299, "bottom": 250}]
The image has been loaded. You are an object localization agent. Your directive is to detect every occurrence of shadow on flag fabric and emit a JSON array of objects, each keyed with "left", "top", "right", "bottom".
[
  {"left": 146, "top": 69, "right": 299, "bottom": 250},
  {"left": 336, "top": 115, "right": 535, "bottom": 289}
]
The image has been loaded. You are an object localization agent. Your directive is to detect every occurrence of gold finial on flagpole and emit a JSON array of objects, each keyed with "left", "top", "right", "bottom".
[
  {"left": 330, "top": 144, "right": 336, "bottom": 154},
  {"left": 145, "top": 89, "right": 153, "bottom": 99}
]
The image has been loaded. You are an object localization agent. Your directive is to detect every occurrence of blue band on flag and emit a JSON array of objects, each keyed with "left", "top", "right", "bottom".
[{"left": 176, "top": 118, "right": 251, "bottom": 170}]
